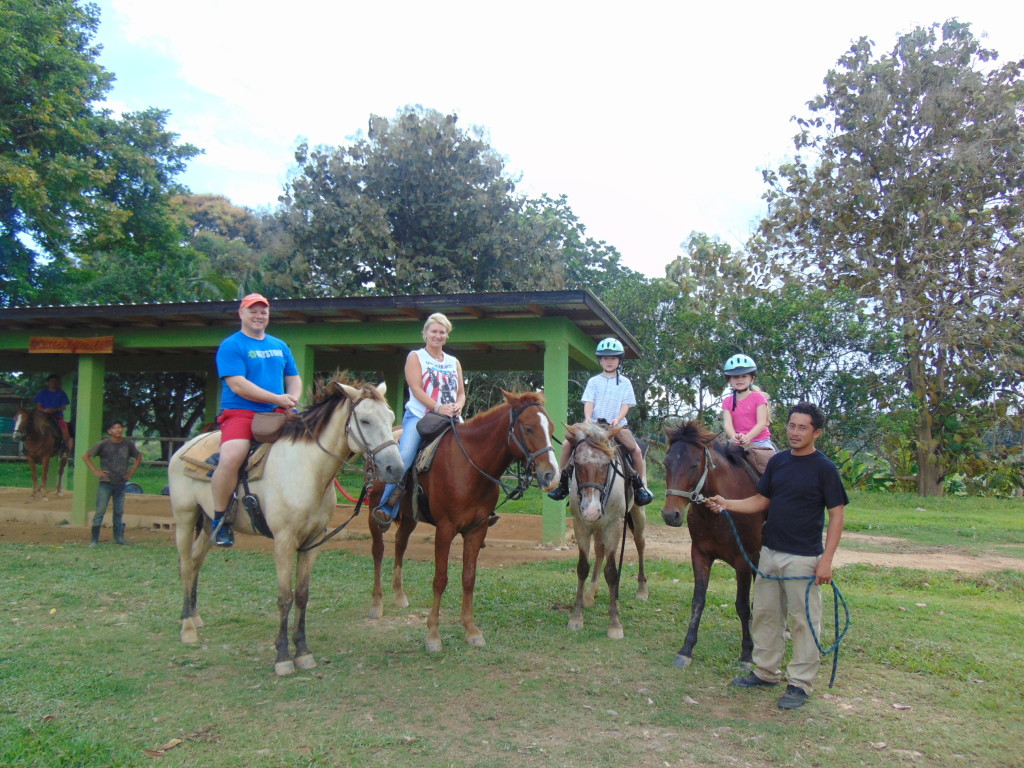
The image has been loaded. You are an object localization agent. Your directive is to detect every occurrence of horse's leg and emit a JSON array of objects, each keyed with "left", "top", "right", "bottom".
[
  {"left": 458, "top": 523, "right": 488, "bottom": 647},
  {"left": 425, "top": 524, "right": 456, "bottom": 653},
  {"left": 391, "top": 513, "right": 416, "bottom": 610},
  {"left": 568, "top": 523, "right": 592, "bottom": 631},
  {"left": 176, "top": 506, "right": 209, "bottom": 643},
  {"left": 675, "top": 548, "right": 713, "bottom": 668},
  {"left": 369, "top": 508, "right": 386, "bottom": 619},
  {"left": 27, "top": 458, "right": 40, "bottom": 499},
  {"left": 603, "top": 524, "right": 624, "bottom": 640},
  {"left": 39, "top": 456, "right": 50, "bottom": 500},
  {"left": 630, "top": 506, "right": 649, "bottom": 601},
  {"left": 188, "top": 518, "right": 213, "bottom": 629},
  {"left": 272, "top": 539, "right": 298, "bottom": 676},
  {"left": 55, "top": 456, "right": 67, "bottom": 499},
  {"left": 584, "top": 535, "right": 604, "bottom": 607},
  {"left": 291, "top": 548, "right": 320, "bottom": 671},
  {"left": 735, "top": 563, "right": 755, "bottom": 667}
]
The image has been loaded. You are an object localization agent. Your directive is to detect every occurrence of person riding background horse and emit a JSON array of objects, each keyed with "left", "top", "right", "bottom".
[
  {"left": 721, "top": 354, "right": 775, "bottom": 452},
  {"left": 82, "top": 419, "right": 142, "bottom": 547},
  {"left": 548, "top": 338, "right": 653, "bottom": 506},
  {"left": 210, "top": 293, "right": 302, "bottom": 547},
  {"left": 372, "top": 312, "right": 465, "bottom": 528},
  {"left": 34, "top": 374, "right": 73, "bottom": 453},
  {"left": 704, "top": 401, "right": 848, "bottom": 710}
]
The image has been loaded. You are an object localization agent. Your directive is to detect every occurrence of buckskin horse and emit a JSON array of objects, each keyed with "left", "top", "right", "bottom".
[
  {"left": 13, "top": 406, "right": 68, "bottom": 501},
  {"left": 564, "top": 421, "right": 649, "bottom": 639},
  {"left": 662, "top": 420, "right": 764, "bottom": 668},
  {"left": 368, "top": 390, "right": 559, "bottom": 652},
  {"left": 167, "top": 377, "right": 403, "bottom": 675}
]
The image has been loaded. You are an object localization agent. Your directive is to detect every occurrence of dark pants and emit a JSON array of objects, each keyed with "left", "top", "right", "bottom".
[{"left": 92, "top": 482, "right": 126, "bottom": 527}]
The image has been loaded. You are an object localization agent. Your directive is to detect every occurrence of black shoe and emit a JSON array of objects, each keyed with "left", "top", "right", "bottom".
[
  {"left": 631, "top": 476, "right": 654, "bottom": 506},
  {"left": 547, "top": 469, "right": 571, "bottom": 501},
  {"left": 731, "top": 672, "right": 778, "bottom": 688},
  {"left": 778, "top": 685, "right": 809, "bottom": 709}
]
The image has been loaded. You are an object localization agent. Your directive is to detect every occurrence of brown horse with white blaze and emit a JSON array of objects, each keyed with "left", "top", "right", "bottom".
[
  {"left": 565, "top": 421, "right": 649, "bottom": 639},
  {"left": 13, "top": 406, "right": 68, "bottom": 500},
  {"left": 368, "top": 390, "right": 559, "bottom": 652},
  {"left": 662, "top": 420, "right": 765, "bottom": 668}
]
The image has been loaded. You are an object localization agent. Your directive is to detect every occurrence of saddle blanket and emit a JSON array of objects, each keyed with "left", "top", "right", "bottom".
[{"left": 180, "top": 431, "right": 271, "bottom": 482}]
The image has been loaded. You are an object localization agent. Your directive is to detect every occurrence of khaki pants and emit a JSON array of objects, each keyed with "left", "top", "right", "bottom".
[{"left": 750, "top": 546, "right": 823, "bottom": 694}]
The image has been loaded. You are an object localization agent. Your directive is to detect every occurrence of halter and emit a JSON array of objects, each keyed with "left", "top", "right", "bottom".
[
  {"left": 665, "top": 442, "right": 716, "bottom": 505},
  {"left": 572, "top": 438, "right": 627, "bottom": 513}
]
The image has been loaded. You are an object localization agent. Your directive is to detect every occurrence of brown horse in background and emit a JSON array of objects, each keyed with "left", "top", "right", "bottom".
[
  {"left": 13, "top": 406, "right": 68, "bottom": 500},
  {"left": 368, "top": 390, "right": 559, "bottom": 652},
  {"left": 662, "top": 420, "right": 765, "bottom": 668}
]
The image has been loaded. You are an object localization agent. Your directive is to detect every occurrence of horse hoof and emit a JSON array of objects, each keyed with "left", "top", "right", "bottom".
[
  {"left": 673, "top": 653, "right": 693, "bottom": 668},
  {"left": 295, "top": 654, "right": 317, "bottom": 671},
  {"left": 275, "top": 660, "right": 296, "bottom": 676},
  {"left": 567, "top": 619, "right": 583, "bottom": 631},
  {"left": 395, "top": 596, "right": 410, "bottom": 610},
  {"left": 582, "top": 595, "right": 596, "bottom": 609},
  {"left": 181, "top": 625, "right": 199, "bottom": 644},
  {"left": 467, "top": 635, "right": 486, "bottom": 647},
  {"left": 607, "top": 627, "right": 624, "bottom": 640},
  {"left": 368, "top": 605, "right": 383, "bottom": 620},
  {"left": 193, "top": 614, "right": 205, "bottom": 629},
  {"left": 635, "top": 588, "right": 650, "bottom": 602},
  {"left": 425, "top": 638, "right": 443, "bottom": 653}
]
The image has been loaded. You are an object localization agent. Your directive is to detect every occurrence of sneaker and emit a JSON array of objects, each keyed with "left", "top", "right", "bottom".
[
  {"left": 730, "top": 671, "right": 778, "bottom": 688},
  {"left": 214, "top": 522, "right": 234, "bottom": 547},
  {"left": 778, "top": 685, "right": 809, "bottom": 709}
]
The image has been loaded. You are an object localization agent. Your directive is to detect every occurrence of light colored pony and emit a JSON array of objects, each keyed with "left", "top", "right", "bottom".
[
  {"left": 168, "top": 378, "right": 403, "bottom": 676},
  {"left": 565, "top": 421, "right": 649, "bottom": 639},
  {"left": 13, "top": 406, "right": 68, "bottom": 500}
]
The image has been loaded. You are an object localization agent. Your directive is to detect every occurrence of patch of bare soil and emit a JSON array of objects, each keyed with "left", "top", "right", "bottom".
[{"left": 0, "top": 487, "right": 1019, "bottom": 573}]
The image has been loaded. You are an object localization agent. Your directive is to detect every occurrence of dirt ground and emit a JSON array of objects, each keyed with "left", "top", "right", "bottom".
[{"left": 1, "top": 487, "right": 1020, "bottom": 574}]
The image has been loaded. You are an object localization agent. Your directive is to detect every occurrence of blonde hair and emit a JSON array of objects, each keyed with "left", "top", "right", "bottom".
[{"left": 422, "top": 312, "right": 453, "bottom": 338}]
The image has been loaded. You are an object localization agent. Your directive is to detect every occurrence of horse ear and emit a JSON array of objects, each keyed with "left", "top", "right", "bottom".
[
  {"left": 377, "top": 382, "right": 387, "bottom": 397},
  {"left": 337, "top": 382, "right": 361, "bottom": 400},
  {"left": 500, "top": 388, "right": 514, "bottom": 402}
]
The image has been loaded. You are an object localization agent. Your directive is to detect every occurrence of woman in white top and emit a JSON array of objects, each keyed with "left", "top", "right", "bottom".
[{"left": 372, "top": 313, "right": 465, "bottom": 525}]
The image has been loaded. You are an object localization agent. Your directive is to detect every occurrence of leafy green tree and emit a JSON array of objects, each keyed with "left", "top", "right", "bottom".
[
  {"left": 752, "top": 21, "right": 1024, "bottom": 495},
  {"left": 280, "top": 107, "right": 563, "bottom": 296},
  {"left": 0, "top": 0, "right": 199, "bottom": 306}
]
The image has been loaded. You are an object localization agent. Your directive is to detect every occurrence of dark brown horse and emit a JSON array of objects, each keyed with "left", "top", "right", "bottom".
[
  {"left": 13, "top": 406, "right": 68, "bottom": 500},
  {"left": 368, "top": 390, "right": 559, "bottom": 652},
  {"left": 662, "top": 420, "right": 765, "bottom": 668}
]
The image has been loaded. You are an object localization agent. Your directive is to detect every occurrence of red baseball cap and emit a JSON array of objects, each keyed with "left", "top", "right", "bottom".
[{"left": 239, "top": 293, "right": 270, "bottom": 309}]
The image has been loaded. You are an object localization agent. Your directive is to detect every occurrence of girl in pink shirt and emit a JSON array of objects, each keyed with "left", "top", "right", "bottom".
[{"left": 721, "top": 354, "right": 774, "bottom": 449}]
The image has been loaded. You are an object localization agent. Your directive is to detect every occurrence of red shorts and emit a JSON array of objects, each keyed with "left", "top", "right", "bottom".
[{"left": 217, "top": 409, "right": 257, "bottom": 442}]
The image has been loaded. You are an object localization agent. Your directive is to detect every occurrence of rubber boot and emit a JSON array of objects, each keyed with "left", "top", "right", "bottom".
[
  {"left": 631, "top": 474, "right": 654, "bottom": 506},
  {"left": 89, "top": 525, "right": 100, "bottom": 548},
  {"left": 212, "top": 512, "right": 234, "bottom": 547},
  {"left": 547, "top": 468, "right": 572, "bottom": 501},
  {"left": 114, "top": 524, "right": 131, "bottom": 545}
]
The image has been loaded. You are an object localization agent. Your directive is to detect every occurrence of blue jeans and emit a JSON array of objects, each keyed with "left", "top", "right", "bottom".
[
  {"left": 93, "top": 482, "right": 126, "bottom": 527},
  {"left": 377, "top": 409, "right": 423, "bottom": 511}
]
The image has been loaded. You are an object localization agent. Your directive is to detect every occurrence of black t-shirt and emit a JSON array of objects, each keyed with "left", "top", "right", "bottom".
[{"left": 755, "top": 449, "right": 849, "bottom": 556}]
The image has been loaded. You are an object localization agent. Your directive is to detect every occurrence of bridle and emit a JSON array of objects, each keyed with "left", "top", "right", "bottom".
[
  {"left": 312, "top": 395, "right": 398, "bottom": 483},
  {"left": 665, "top": 441, "right": 716, "bottom": 506},
  {"left": 572, "top": 438, "right": 627, "bottom": 513}
]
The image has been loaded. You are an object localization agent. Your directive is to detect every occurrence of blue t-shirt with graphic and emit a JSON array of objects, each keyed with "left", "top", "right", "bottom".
[{"left": 216, "top": 331, "right": 299, "bottom": 412}]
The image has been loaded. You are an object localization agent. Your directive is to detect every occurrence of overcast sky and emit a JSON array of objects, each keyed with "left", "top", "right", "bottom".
[{"left": 92, "top": 1, "right": 1024, "bottom": 279}]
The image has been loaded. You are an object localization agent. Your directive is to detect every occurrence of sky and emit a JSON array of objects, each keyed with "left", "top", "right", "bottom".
[{"left": 91, "top": 1, "right": 1024, "bottom": 279}]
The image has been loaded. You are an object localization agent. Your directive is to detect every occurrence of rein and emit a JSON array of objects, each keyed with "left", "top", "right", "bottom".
[{"left": 450, "top": 402, "right": 553, "bottom": 505}]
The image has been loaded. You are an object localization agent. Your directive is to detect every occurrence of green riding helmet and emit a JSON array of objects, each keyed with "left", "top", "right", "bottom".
[
  {"left": 595, "top": 338, "right": 625, "bottom": 358},
  {"left": 723, "top": 354, "right": 757, "bottom": 376}
]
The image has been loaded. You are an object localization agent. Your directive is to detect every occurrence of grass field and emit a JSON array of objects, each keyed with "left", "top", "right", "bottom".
[{"left": 2, "top": 491, "right": 1022, "bottom": 768}]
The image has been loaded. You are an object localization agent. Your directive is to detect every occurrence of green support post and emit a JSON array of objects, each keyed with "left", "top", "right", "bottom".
[
  {"left": 204, "top": 368, "right": 220, "bottom": 427},
  {"left": 385, "top": 367, "right": 405, "bottom": 425},
  {"left": 72, "top": 355, "right": 106, "bottom": 526},
  {"left": 542, "top": 335, "right": 571, "bottom": 545},
  {"left": 289, "top": 343, "right": 314, "bottom": 406}
]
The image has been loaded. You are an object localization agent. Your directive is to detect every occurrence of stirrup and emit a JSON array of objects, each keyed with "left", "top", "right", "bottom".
[{"left": 371, "top": 504, "right": 396, "bottom": 529}]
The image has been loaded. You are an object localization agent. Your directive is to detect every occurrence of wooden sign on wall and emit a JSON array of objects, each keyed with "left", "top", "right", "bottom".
[{"left": 28, "top": 337, "right": 115, "bottom": 354}]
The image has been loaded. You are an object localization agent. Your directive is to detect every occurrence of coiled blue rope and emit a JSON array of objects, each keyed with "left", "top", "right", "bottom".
[{"left": 720, "top": 508, "right": 852, "bottom": 688}]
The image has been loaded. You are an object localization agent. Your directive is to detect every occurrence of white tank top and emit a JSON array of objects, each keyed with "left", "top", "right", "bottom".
[{"left": 406, "top": 348, "right": 460, "bottom": 417}]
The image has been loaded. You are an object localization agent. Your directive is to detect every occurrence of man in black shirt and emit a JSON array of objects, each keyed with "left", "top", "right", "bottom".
[{"left": 705, "top": 402, "right": 848, "bottom": 710}]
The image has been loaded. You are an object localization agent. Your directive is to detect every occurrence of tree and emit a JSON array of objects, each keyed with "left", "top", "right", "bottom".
[
  {"left": 279, "top": 107, "right": 562, "bottom": 296},
  {"left": 751, "top": 21, "right": 1024, "bottom": 495},
  {"left": 0, "top": 0, "right": 199, "bottom": 306}
]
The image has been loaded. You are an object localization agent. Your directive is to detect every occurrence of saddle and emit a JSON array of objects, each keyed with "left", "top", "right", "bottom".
[{"left": 179, "top": 431, "right": 272, "bottom": 482}]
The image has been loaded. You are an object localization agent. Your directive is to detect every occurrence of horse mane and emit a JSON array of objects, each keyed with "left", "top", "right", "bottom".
[
  {"left": 279, "top": 372, "right": 378, "bottom": 443},
  {"left": 569, "top": 421, "right": 618, "bottom": 459},
  {"left": 667, "top": 419, "right": 759, "bottom": 480},
  {"left": 667, "top": 420, "right": 716, "bottom": 447},
  {"left": 469, "top": 390, "right": 545, "bottom": 423}
]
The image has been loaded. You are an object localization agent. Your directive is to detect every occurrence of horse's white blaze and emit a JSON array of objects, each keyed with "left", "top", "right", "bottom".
[
  {"left": 12, "top": 412, "right": 24, "bottom": 439},
  {"left": 536, "top": 411, "right": 559, "bottom": 473}
]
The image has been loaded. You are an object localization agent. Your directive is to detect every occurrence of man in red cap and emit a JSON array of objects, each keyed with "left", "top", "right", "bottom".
[{"left": 210, "top": 294, "right": 302, "bottom": 546}]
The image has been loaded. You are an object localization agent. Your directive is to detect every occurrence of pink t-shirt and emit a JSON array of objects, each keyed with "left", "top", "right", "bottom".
[{"left": 722, "top": 390, "right": 771, "bottom": 443}]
